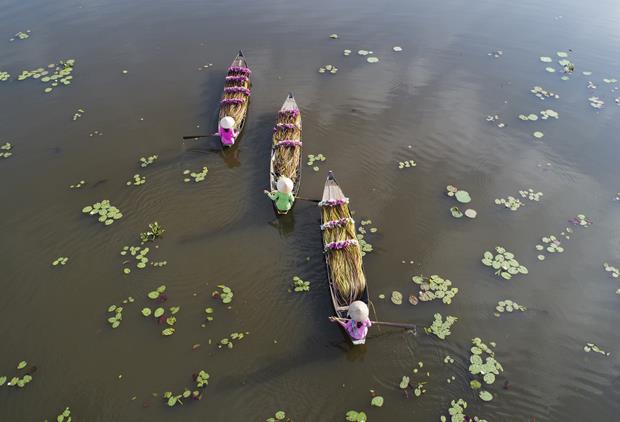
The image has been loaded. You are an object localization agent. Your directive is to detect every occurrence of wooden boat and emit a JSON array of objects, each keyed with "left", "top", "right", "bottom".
[
  {"left": 320, "top": 171, "right": 370, "bottom": 345},
  {"left": 269, "top": 93, "right": 302, "bottom": 215},
  {"left": 218, "top": 50, "right": 251, "bottom": 147}
]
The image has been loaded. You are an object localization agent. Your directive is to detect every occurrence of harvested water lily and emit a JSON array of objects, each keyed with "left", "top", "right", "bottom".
[
  {"left": 0, "top": 142, "right": 13, "bottom": 159},
  {"left": 584, "top": 342, "right": 610, "bottom": 356},
  {"left": 398, "top": 159, "right": 416, "bottom": 169},
  {"left": 603, "top": 262, "right": 619, "bottom": 278},
  {"left": 425, "top": 313, "right": 457, "bottom": 339},
  {"left": 440, "top": 398, "right": 488, "bottom": 422},
  {"left": 183, "top": 166, "right": 208, "bottom": 183},
  {"left": 481, "top": 246, "right": 528, "bottom": 280},
  {"left": 494, "top": 196, "right": 523, "bottom": 211},
  {"left": 412, "top": 274, "right": 458, "bottom": 304},
  {"left": 0, "top": 71, "right": 10, "bottom": 81},
  {"left": 318, "top": 65, "right": 338, "bottom": 74},
  {"left": 307, "top": 153, "right": 326, "bottom": 172},
  {"left": 495, "top": 299, "right": 526, "bottom": 316},
  {"left": 81, "top": 200, "right": 123, "bottom": 226}
]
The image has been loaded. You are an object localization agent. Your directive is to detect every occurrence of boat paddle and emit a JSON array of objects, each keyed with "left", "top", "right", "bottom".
[
  {"left": 331, "top": 317, "right": 417, "bottom": 330},
  {"left": 182, "top": 134, "right": 217, "bottom": 140},
  {"left": 296, "top": 197, "right": 320, "bottom": 203}
]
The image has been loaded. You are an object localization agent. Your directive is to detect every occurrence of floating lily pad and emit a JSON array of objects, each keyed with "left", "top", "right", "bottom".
[
  {"left": 393, "top": 46, "right": 403, "bottom": 52},
  {"left": 425, "top": 313, "right": 457, "bottom": 339},
  {"left": 479, "top": 390, "right": 493, "bottom": 401},
  {"left": 450, "top": 206, "right": 463, "bottom": 218},
  {"left": 533, "top": 131, "right": 544, "bottom": 138},
  {"left": 391, "top": 291, "right": 403, "bottom": 305},
  {"left": 455, "top": 190, "right": 471, "bottom": 203},
  {"left": 366, "top": 57, "right": 379, "bottom": 63},
  {"left": 464, "top": 209, "right": 477, "bottom": 218},
  {"left": 370, "top": 396, "right": 384, "bottom": 407}
]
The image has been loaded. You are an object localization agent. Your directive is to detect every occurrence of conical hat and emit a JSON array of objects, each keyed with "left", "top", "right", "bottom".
[
  {"left": 348, "top": 301, "right": 369, "bottom": 322},
  {"left": 277, "top": 177, "right": 294, "bottom": 193},
  {"left": 220, "top": 116, "right": 235, "bottom": 129}
]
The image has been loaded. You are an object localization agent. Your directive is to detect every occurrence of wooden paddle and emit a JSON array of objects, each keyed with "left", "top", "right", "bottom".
[
  {"left": 296, "top": 197, "right": 320, "bottom": 203},
  {"left": 330, "top": 317, "right": 417, "bottom": 330},
  {"left": 182, "top": 134, "right": 217, "bottom": 140}
]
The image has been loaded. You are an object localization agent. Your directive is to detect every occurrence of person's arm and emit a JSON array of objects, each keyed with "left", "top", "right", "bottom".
[
  {"left": 328, "top": 316, "right": 347, "bottom": 329},
  {"left": 288, "top": 193, "right": 295, "bottom": 205},
  {"left": 264, "top": 190, "right": 278, "bottom": 200}
]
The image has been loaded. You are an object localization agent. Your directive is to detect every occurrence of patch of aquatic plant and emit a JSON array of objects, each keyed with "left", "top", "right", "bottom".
[
  {"left": 444, "top": 355, "right": 455, "bottom": 364},
  {"left": 139, "top": 222, "right": 165, "bottom": 243},
  {"left": 343, "top": 49, "right": 352, "bottom": 56},
  {"left": 120, "top": 245, "right": 150, "bottom": 272},
  {"left": 307, "top": 153, "right": 326, "bottom": 172},
  {"left": 106, "top": 304, "right": 124, "bottom": 329},
  {"left": 10, "top": 30, "right": 31, "bottom": 41},
  {"left": 468, "top": 337, "right": 503, "bottom": 401},
  {"left": 204, "top": 307, "right": 214, "bottom": 322},
  {"left": 569, "top": 214, "right": 592, "bottom": 227},
  {"left": 485, "top": 114, "right": 505, "bottom": 128},
  {"left": 163, "top": 370, "right": 210, "bottom": 407},
  {"left": 519, "top": 188, "right": 543, "bottom": 201},
  {"left": 139, "top": 154, "right": 158, "bottom": 168},
  {"left": 266, "top": 410, "right": 290, "bottom": 421},
  {"left": 126, "top": 173, "right": 146, "bottom": 186},
  {"left": 494, "top": 299, "right": 526, "bottom": 317},
  {"left": 357, "top": 219, "right": 377, "bottom": 256},
  {"left": 584, "top": 342, "right": 610, "bottom": 356},
  {"left": 69, "top": 180, "right": 85, "bottom": 189},
  {"left": 72, "top": 108, "right": 85, "bottom": 121},
  {"left": 89, "top": 130, "right": 103, "bottom": 137},
  {"left": 446, "top": 185, "right": 471, "bottom": 203},
  {"left": 0, "top": 71, "right": 10, "bottom": 81},
  {"left": 183, "top": 166, "right": 208, "bottom": 183},
  {"left": 533, "top": 131, "right": 544, "bottom": 139},
  {"left": 603, "top": 262, "right": 619, "bottom": 278},
  {"left": 0, "top": 361, "right": 34, "bottom": 388},
  {"left": 51, "top": 256, "right": 69, "bottom": 266},
  {"left": 536, "top": 235, "right": 564, "bottom": 259},
  {"left": 530, "top": 85, "right": 559, "bottom": 100},
  {"left": 318, "top": 64, "right": 338, "bottom": 74},
  {"left": 412, "top": 274, "right": 458, "bottom": 304},
  {"left": 393, "top": 46, "right": 403, "bottom": 52},
  {"left": 291, "top": 276, "right": 310, "bottom": 292},
  {"left": 495, "top": 195, "right": 523, "bottom": 211},
  {"left": 366, "top": 56, "right": 379, "bottom": 63},
  {"left": 425, "top": 313, "right": 457, "bottom": 340},
  {"left": 1, "top": 142, "right": 13, "bottom": 158},
  {"left": 391, "top": 290, "right": 403, "bottom": 305},
  {"left": 141, "top": 285, "right": 180, "bottom": 336},
  {"left": 82, "top": 200, "right": 123, "bottom": 226},
  {"left": 17, "top": 59, "right": 76, "bottom": 94},
  {"left": 440, "top": 399, "right": 488, "bottom": 422},
  {"left": 329, "top": 33, "right": 339, "bottom": 39},
  {"left": 589, "top": 96, "right": 604, "bottom": 109},
  {"left": 481, "top": 246, "right": 528, "bottom": 280},
  {"left": 218, "top": 331, "right": 249, "bottom": 349},
  {"left": 397, "top": 159, "right": 416, "bottom": 169},
  {"left": 398, "top": 362, "right": 430, "bottom": 398},
  {"left": 345, "top": 410, "right": 367, "bottom": 421},
  {"left": 50, "top": 407, "right": 72, "bottom": 422},
  {"left": 488, "top": 50, "right": 503, "bottom": 59},
  {"left": 369, "top": 390, "right": 384, "bottom": 407},
  {"left": 540, "top": 109, "right": 559, "bottom": 119},
  {"left": 603, "top": 77, "right": 618, "bottom": 84},
  {"left": 212, "top": 284, "right": 234, "bottom": 304}
]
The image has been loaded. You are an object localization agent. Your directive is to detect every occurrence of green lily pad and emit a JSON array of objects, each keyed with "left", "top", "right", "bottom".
[
  {"left": 371, "top": 396, "right": 384, "bottom": 407},
  {"left": 455, "top": 190, "right": 471, "bottom": 203},
  {"left": 479, "top": 390, "right": 493, "bottom": 401}
]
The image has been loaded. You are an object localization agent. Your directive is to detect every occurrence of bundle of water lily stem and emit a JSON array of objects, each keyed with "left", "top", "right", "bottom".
[
  {"left": 321, "top": 201, "right": 366, "bottom": 304},
  {"left": 272, "top": 109, "right": 302, "bottom": 181},
  {"left": 219, "top": 65, "right": 251, "bottom": 127}
]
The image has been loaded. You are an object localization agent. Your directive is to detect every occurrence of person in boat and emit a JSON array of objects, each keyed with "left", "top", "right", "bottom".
[
  {"left": 329, "top": 301, "right": 372, "bottom": 341},
  {"left": 264, "top": 176, "right": 295, "bottom": 213},
  {"left": 215, "top": 116, "right": 237, "bottom": 146}
]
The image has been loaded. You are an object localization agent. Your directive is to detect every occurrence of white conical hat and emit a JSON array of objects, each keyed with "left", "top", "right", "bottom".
[
  {"left": 348, "top": 301, "right": 369, "bottom": 322},
  {"left": 277, "top": 176, "right": 294, "bottom": 193},
  {"left": 220, "top": 116, "right": 235, "bottom": 129}
]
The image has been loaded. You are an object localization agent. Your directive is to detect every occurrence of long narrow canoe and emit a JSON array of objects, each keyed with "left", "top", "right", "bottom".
[
  {"left": 269, "top": 93, "right": 302, "bottom": 214},
  {"left": 218, "top": 50, "right": 251, "bottom": 147},
  {"left": 320, "top": 171, "right": 369, "bottom": 345}
]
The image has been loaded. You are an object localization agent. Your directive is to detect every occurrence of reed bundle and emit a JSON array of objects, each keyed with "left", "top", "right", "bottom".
[
  {"left": 219, "top": 69, "right": 250, "bottom": 128},
  {"left": 272, "top": 112, "right": 302, "bottom": 181}
]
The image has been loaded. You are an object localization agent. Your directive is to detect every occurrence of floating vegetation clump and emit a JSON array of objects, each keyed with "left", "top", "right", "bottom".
[
  {"left": 488, "top": 50, "right": 503, "bottom": 59},
  {"left": 357, "top": 219, "right": 377, "bottom": 256},
  {"left": 0, "top": 361, "right": 34, "bottom": 388},
  {"left": 0, "top": 142, "right": 13, "bottom": 159},
  {"left": 391, "top": 290, "right": 403, "bottom": 305},
  {"left": 163, "top": 370, "right": 210, "bottom": 407},
  {"left": 533, "top": 131, "right": 544, "bottom": 139},
  {"left": 69, "top": 180, "right": 85, "bottom": 189},
  {"left": 120, "top": 245, "right": 150, "bottom": 272},
  {"left": 494, "top": 195, "right": 523, "bottom": 211},
  {"left": 530, "top": 85, "right": 559, "bottom": 100},
  {"left": 266, "top": 410, "right": 289, "bottom": 421},
  {"left": 218, "top": 331, "right": 249, "bottom": 349},
  {"left": 602, "top": 78, "right": 618, "bottom": 84},
  {"left": 10, "top": 30, "right": 31, "bottom": 41},
  {"left": 468, "top": 337, "right": 503, "bottom": 401},
  {"left": 369, "top": 390, "right": 384, "bottom": 407},
  {"left": 485, "top": 114, "right": 505, "bottom": 128},
  {"left": 204, "top": 307, "right": 214, "bottom": 322},
  {"left": 343, "top": 49, "right": 352, "bottom": 56},
  {"left": 589, "top": 96, "right": 604, "bottom": 109},
  {"left": 366, "top": 57, "right": 379, "bottom": 63},
  {"left": 440, "top": 399, "right": 488, "bottom": 422},
  {"left": 307, "top": 153, "right": 326, "bottom": 172},
  {"left": 345, "top": 410, "right": 367, "bottom": 422},
  {"left": 393, "top": 46, "right": 403, "bottom": 52},
  {"left": 52, "top": 407, "right": 72, "bottom": 422},
  {"left": 357, "top": 50, "right": 372, "bottom": 56},
  {"left": 72, "top": 108, "right": 85, "bottom": 121},
  {"left": 444, "top": 355, "right": 455, "bottom": 364},
  {"left": 52, "top": 256, "right": 69, "bottom": 266},
  {"left": 17, "top": 59, "right": 76, "bottom": 94},
  {"left": 412, "top": 274, "right": 458, "bottom": 304},
  {"left": 446, "top": 185, "right": 471, "bottom": 203},
  {"left": 481, "top": 246, "right": 528, "bottom": 280},
  {"left": 139, "top": 155, "right": 158, "bottom": 168},
  {"left": 519, "top": 188, "right": 543, "bottom": 201},
  {"left": 329, "top": 34, "right": 339, "bottom": 39},
  {"left": 139, "top": 222, "right": 165, "bottom": 243},
  {"left": 291, "top": 276, "right": 310, "bottom": 292},
  {"left": 183, "top": 166, "right": 208, "bottom": 183},
  {"left": 126, "top": 174, "right": 146, "bottom": 186},
  {"left": 535, "top": 235, "right": 564, "bottom": 260},
  {"left": 494, "top": 299, "right": 526, "bottom": 316},
  {"left": 0, "top": 71, "right": 10, "bottom": 81},
  {"left": 584, "top": 342, "right": 610, "bottom": 356},
  {"left": 212, "top": 284, "right": 233, "bottom": 304},
  {"left": 141, "top": 285, "right": 180, "bottom": 336},
  {"left": 106, "top": 304, "right": 124, "bottom": 329},
  {"left": 540, "top": 109, "right": 559, "bottom": 119},
  {"left": 425, "top": 313, "right": 457, "bottom": 340},
  {"left": 81, "top": 200, "right": 123, "bottom": 226},
  {"left": 318, "top": 64, "right": 338, "bottom": 74},
  {"left": 603, "top": 262, "right": 619, "bottom": 278},
  {"left": 397, "top": 159, "right": 416, "bottom": 169},
  {"left": 517, "top": 113, "right": 538, "bottom": 121},
  {"left": 569, "top": 214, "right": 592, "bottom": 227}
]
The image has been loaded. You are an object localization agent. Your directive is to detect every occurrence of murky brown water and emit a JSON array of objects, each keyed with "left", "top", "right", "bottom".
[{"left": 2, "top": 0, "right": 620, "bottom": 420}]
